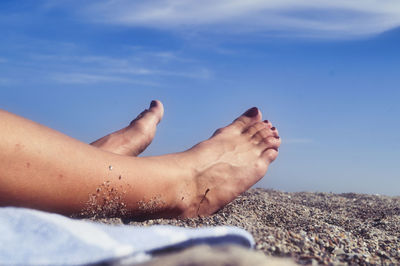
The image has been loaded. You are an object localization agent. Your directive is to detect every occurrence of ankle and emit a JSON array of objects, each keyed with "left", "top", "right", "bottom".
[
  {"left": 161, "top": 152, "right": 201, "bottom": 218},
  {"left": 131, "top": 153, "right": 198, "bottom": 218}
]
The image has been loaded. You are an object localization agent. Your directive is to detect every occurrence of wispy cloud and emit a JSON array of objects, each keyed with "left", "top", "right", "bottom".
[
  {"left": 24, "top": 49, "right": 212, "bottom": 86},
  {"left": 0, "top": 58, "right": 8, "bottom": 63},
  {"left": 114, "top": 66, "right": 212, "bottom": 79},
  {"left": 32, "top": 53, "right": 212, "bottom": 81},
  {"left": 51, "top": 73, "right": 158, "bottom": 86},
  {"left": 69, "top": 0, "right": 400, "bottom": 38}
]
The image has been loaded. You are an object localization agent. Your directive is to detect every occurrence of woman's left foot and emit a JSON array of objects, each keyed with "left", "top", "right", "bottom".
[{"left": 91, "top": 100, "right": 164, "bottom": 156}]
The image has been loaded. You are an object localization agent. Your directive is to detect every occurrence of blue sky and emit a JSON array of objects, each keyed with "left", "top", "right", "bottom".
[{"left": 1, "top": 1, "right": 399, "bottom": 196}]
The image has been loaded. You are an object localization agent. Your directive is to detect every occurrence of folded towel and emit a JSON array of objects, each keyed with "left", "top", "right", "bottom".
[{"left": 0, "top": 207, "right": 254, "bottom": 265}]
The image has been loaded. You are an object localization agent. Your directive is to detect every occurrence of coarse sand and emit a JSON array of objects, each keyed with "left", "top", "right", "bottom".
[{"left": 92, "top": 188, "right": 400, "bottom": 265}]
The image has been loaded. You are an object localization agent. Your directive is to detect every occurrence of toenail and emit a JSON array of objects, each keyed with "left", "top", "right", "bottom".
[
  {"left": 244, "top": 107, "right": 259, "bottom": 117},
  {"left": 264, "top": 120, "right": 269, "bottom": 124},
  {"left": 271, "top": 127, "right": 276, "bottom": 131},
  {"left": 150, "top": 100, "right": 157, "bottom": 108}
]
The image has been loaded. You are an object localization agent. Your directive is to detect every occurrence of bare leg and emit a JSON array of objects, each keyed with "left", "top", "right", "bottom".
[
  {"left": 0, "top": 107, "right": 280, "bottom": 219},
  {"left": 0, "top": 108, "right": 184, "bottom": 218},
  {"left": 91, "top": 100, "right": 164, "bottom": 156}
]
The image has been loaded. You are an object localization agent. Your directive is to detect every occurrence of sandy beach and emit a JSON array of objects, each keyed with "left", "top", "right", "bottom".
[{"left": 95, "top": 188, "right": 400, "bottom": 265}]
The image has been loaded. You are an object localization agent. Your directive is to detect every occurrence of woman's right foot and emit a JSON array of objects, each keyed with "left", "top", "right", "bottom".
[
  {"left": 91, "top": 100, "right": 164, "bottom": 156},
  {"left": 177, "top": 107, "right": 281, "bottom": 218}
]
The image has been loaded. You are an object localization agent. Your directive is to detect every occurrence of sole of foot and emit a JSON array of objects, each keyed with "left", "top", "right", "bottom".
[{"left": 91, "top": 100, "right": 164, "bottom": 156}]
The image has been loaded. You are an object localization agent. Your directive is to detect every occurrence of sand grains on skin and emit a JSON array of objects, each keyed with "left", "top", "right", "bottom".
[
  {"left": 77, "top": 179, "right": 128, "bottom": 219},
  {"left": 76, "top": 165, "right": 129, "bottom": 219},
  {"left": 76, "top": 168, "right": 168, "bottom": 219}
]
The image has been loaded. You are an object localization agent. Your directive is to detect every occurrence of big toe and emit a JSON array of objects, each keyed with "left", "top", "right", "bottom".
[
  {"left": 148, "top": 100, "right": 164, "bottom": 123},
  {"left": 129, "top": 100, "right": 164, "bottom": 132},
  {"left": 229, "top": 107, "right": 262, "bottom": 133}
]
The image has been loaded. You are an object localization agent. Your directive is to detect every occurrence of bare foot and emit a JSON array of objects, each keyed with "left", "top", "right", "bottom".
[
  {"left": 177, "top": 107, "right": 280, "bottom": 218},
  {"left": 91, "top": 100, "right": 164, "bottom": 156}
]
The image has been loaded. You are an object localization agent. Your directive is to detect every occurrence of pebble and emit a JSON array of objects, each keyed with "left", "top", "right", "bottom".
[{"left": 98, "top": 188, "right": 400, "bottom": 265}]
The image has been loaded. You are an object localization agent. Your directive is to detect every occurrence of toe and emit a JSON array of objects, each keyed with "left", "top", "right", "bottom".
[
  {"left": 129, "top": 100, "right": 164, "bottom": 129},
  {"left": 260, "top": 136, "right": 281, "bottom": 150},
  {"left": 243, "top": 122, "right": 267, "bottom": 138},
  {"left": 270, "top": 126, "right": 279, "bottom": 137},
  {"left": 262, "top": 148, "right": 279, "bottom": 163},
  {"left": 260, "top": 136, "right": 280, "bottom": 162},
  {"left": 252, "top": 124, "right": 278, "bottom": 143},
  {"left": 147, "top": 100, "right": 164, "bottom": 124},
  {"left": 252, "top": 128, "right": 269, "bottom": 143},
  {"left": 263, "top": 120, "right": 279, "bottom": 136},
  {"left": 229, "top": 107, "right": 262, "bottom": 132}
]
